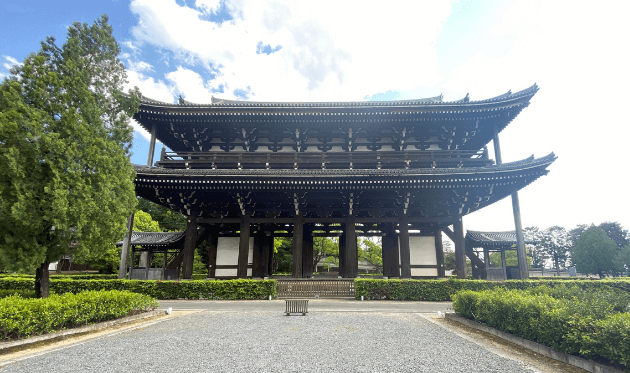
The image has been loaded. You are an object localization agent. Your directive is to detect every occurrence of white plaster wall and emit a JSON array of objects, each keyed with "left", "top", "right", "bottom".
[
  {"left": 411, "top": 268, "right": 438, "bottom": 276},
  {"left": 409, "top": 236, "right": 437, "bottom": 266},
  {"left": 215, "top": 237, "right": 253, "bottom": 277}
]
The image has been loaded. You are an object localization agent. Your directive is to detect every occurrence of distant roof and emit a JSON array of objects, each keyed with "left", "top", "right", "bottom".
[
  {"left": 466, "top": 230, "right": 536, "bottom": 248},
  {"left": 115, "top": 231, "right": 185, "bottom": 248},
  {"left": 138, "top": 84, "right": 537, "bottom": 108}
]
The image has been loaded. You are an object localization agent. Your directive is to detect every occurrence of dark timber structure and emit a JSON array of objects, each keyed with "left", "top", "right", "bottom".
[{"left": 122, "top": 84, "right": 555, "bottom": 280}]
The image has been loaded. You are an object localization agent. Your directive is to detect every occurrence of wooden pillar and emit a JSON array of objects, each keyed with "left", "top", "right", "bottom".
[
  {"left": 147, "top": 124, "right": 157, "bottom": 166},
  {"left": 338, "top": 227, "right": 346, "bottom": 278},
  {"left": 253, "top": 233, "right": 265, "bottom": 278},
  {"left": 399, "top": 217, "right": 411, "bottom": 279},
  {"left": 454, "top": 217, "right": 467, "bottom": 279},
  {"left": 262, "top": 232, "right": 272, "bottom": 277},
  {"left": 344, "top": 216, "right": 358, "bottom": 278},
  {"left": 484, "top": 247, "right": 490, "bottom": 280},
  {"left": 302, "top": 225, "right": 314, "bottom": 278},
  {"left": 237, "top": 214, "right": 251, "bottom": 278},
  {"left": 182, "top": 214, "right": 198, "bottom": 279},
  {"left": 382, "top": 224, "right": 400, "bottom": 278},
  {"left": 267, "top": 232, "right": 275, "bottom": 276},
  {"left": 434, "top": 230, "right": 446, "bottom": 278},
  {"left": 118, "top": 214, "right": 135, "bottom": 279},
  {"left": 501, "top": 250, "right": 508, "bottom": 280},
  {"left": 494, "top": 125, "right": 528, "bottom": 280},
  {"left": 292, "top": 213, "right": 304, "bottom": 278},
  {"left": 512, "top": 193, "right": 529, "bottom": 279},
  {"left": 207, "top": 235, "right": 218, "bottom": 278}
]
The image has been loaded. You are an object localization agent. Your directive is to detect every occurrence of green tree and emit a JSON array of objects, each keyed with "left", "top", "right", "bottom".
[
  {"left": 0, "top": 15, "right": 140, "bottom": 297},
  {"left": 358, "top": 238, "right": 382, "bottom": 270},
  {"left": 83, "top": 210, "right": 161, "bottom": 274},
  {"left": 618, "top": 243, "right": 630, "bottom": 274},
  {"left": 597, "top": 221, "right": 629, "bottom": 249},
  {"left": 137, "top": 197, "right": 186, "bottom": 232},
  {"left": 571, "top": 226, "right": 618, "bottom": 277},
  {"left": 313, "top": 236, "right": 338, "bottom": 271}
]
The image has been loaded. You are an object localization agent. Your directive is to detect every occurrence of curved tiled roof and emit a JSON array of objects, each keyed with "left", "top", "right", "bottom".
[
  {"left": 136, "top": 84, "right": 537, "bottom": 108},
  {"left": 115, "top": 231, "right": 185, "bottom": 247},
  {"left": 466, "top": 230, "right": 536, "bottom": 247}
]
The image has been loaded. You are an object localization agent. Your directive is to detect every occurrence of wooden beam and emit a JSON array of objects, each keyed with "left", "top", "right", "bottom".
[
  {"left": 237, "top": 214, "right": 251, "bottom": 278},
  {"left": 453, "top": 217, "right": 466, "bottom": 279},
  {"left": 292, "top": 213, "right": 304, "bottom": 278},
  {"left": 182, "top": 214, "right": 198, "bottom": 279},
  {"left": 399, "top": 217, "right": 411, "bottom": 279}
]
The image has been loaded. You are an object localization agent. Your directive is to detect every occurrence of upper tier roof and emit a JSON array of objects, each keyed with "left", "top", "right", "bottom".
[
  {"left": 133, "top": 84, "right": 538, "bottom": 152},
  {"left": 141, "top": 84, "right": 536, "bottom": 108}
]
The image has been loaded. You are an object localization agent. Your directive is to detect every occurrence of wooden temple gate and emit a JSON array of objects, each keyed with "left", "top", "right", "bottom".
[{"left": 119, "top": 85, "right": 555, "bottom": 281}]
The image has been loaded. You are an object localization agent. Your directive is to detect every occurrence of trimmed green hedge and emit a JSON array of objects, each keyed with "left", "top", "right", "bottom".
[
  {"left": 0, "top": 278, "right": 277, "bottom": 300},
  {"left": 0, "top": 290, "right": 158, "bottom": 340},
  {"left": 452, "top": 285, "right": 630, "bottom": 370},
  {"left": 354, "top": 278, "right": 630, "bottom": 301}
]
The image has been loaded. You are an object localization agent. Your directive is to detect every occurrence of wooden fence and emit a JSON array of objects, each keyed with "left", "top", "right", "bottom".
[{"left": 277, "top": 279, "right": 355, "bottom": 298}]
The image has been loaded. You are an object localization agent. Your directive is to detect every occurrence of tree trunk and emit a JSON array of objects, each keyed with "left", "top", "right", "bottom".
[{"left": 35, "top": 261, "right": 50, "bottom": 298}]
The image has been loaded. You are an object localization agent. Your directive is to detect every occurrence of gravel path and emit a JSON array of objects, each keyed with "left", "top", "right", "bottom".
[{"left": 0, "top": 310, "right": 537, "bottom": 373}]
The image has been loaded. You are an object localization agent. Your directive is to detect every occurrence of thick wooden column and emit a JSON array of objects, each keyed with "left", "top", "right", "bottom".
[
  {"left": 252, "top": 233, "right": 265, "bottom": 278},
  {"left": 454, "top": 217, "right": 467, "bottom": 279},
  {"left": 494, "top": 125, "right": 528, "bottom": 279},
  {"left": 434, "top": 230, "right": 446, "bottom": 278},
  {"left": 399, "top": 217, "right": 411, "bottom": 279},
  {"left": 206, "top": 235, "right": 218, "bottom": 278},
  {"left": 343, "top": 216, "right": 358, "bottom": 278},
  {"left": 182, "top": 214, "right": 198, "bottom": 279},
  {"left": 302, "top": 225, "right": 314, "bottom": 278},
  {"left": 512, "top": 193, "right": 529, "bottom": 279},
  {"left": 147, "top": 124, "right": 157, "bottom": 166},
  {"left": 292, "top": 213, "right": 304, "bottom": 278},
  {"left": 267, "top": 233, "right": 275, "bottom": 276},
  {"left": 237, "top": 214, "right": 251, "bottom": 278},
  {"left": 338, "top": 227, "right": 346, "bottom": 278},
  {"left": 118, "top": 214, "right": 135, "bottom": 279},
  {"left": 382, "top": 224, "right": 400, "bottom": 278},
  {"left": 262, "top": 232, "right": 272, "bottom": 277}
]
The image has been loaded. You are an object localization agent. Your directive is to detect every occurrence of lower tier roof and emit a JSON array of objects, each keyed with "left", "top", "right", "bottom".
[{"left": 133, "top": 153, "right": 555, "bottom": 223}]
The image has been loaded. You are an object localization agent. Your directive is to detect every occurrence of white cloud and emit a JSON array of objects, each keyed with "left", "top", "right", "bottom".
[
  {"left": 2, "top": 55, "right": 21, "bottom": 71},
  {"left": 128, "top": 0, "right": 453, "bottom": 101}
]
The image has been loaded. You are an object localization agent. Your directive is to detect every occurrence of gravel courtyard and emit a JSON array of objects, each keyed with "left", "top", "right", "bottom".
[{"left": 0, "top": 306, "right": 542, "bottom": 373}]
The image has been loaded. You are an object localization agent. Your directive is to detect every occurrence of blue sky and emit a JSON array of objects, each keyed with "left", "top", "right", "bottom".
[{"left": 2, "top": 0, "right": 629, "bottom": 233}]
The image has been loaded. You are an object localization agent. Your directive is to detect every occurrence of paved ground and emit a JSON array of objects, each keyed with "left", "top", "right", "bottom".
[{"left": 0, "top": 301, "right": 585, "bottom": 373}]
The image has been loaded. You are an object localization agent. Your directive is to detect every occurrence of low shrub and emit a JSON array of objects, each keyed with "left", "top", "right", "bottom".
[
  {"left": 452, "top": 286, "right": 630, "bottom": 370},
  {"left": 354, "top": 278, "right": 630, "bottom": 301},
  {"left": 0, "top": 278, "right": 277, "bottom": 300},
  {"left": 0, "top": 290, "right": 158, "bottom": 340}
]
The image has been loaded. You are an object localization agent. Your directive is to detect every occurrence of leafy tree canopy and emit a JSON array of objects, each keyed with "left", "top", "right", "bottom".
[
  {"left": 136, "top": 197, "right": 186, "bottom": 232},
  {"left": 0, "top": 15, "right": 140, "bottom": 294},
  {"left": 571, "top": 226, "right": 618, "bottom": 277}
]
